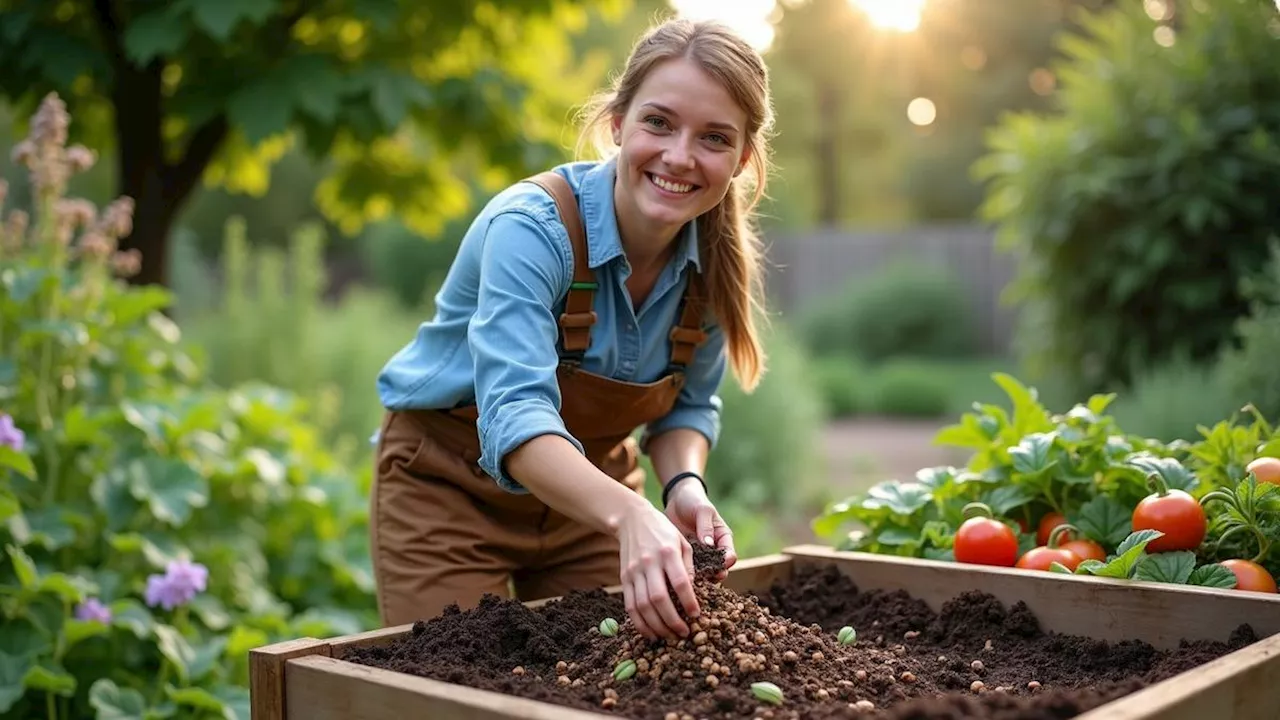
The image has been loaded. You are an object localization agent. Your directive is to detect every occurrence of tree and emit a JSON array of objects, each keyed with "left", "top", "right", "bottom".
[{"left": 0, "top": 0, "right": 628, "bottom": 286}]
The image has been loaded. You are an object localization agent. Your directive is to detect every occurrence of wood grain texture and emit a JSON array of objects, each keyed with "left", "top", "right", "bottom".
[
  {"left": 782, "top": 544, "right": 1280, "bottom": 649},
  {"left": 249, "top": 637, "right": 332, "bottom": 720},
  {"left": 284, "top": 655, "right": 610, "bottom": 720}
]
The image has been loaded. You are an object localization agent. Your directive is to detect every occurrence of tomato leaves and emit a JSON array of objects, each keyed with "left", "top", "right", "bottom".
[{"left": 1073, "top": 495, "right": 1133, "bottom": 547}]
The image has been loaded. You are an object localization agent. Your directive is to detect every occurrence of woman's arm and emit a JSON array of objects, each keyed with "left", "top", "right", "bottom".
[
  {"left": 505, "top": 435, "right": 701, "bottom": 640},
  {"left": 647, "top": 428, "right": 738, "bottom": 576}
]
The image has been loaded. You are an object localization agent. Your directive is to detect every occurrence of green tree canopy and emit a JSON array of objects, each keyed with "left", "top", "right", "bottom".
[{"left": 0, "top": 0, "right": 627, "bottom": 285}]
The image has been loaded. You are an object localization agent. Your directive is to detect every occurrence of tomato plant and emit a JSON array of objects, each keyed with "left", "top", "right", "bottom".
[
  {"left": 1036, "top": 512, "right": 1066, "bottom": 545},
  {"left": 1219, "top": 559, "right": 1278, "bottom": 593},
  {"left": 1132, "top": 474, "right": 1206, "bottom": 553},
  {"left": 954, "top": 503, "right": 1019, "bottom": 567},
  {"left": 1046, "top": 524, "right": 1107, "bottom": 562},
  {"left": 1246, "top": 456, "right": 1280, "bottom": 485},
  {"left": 1016, "top": 525, "right": 1084, "bottom": 572}
]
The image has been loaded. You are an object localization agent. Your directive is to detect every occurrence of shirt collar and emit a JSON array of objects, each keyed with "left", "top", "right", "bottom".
[{"left": 579, "top": 156, "right": 702, "bottom": 274}]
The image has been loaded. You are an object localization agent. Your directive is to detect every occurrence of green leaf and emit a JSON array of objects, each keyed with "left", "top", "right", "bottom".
[
  {"left": 5, "top": 544, "right": 37, "bottom": 588},
  {"left": 876, "top": 527, "right": 920, "bottom": 546},
  {"left": 992, "top": 372, "right": 1052, "bottom": 436},
  {"left": 110, "top": 285, "right": 175, "bottom": 325},
  {"left": 62, "top": 618, "right": 110, "bottom": 647},
  {"left": 22, "top": 661, "right": 75, "bottom": 696},
  {"left": 212, "top": 684, "right": 251, "bottom": 720},
  {"left": 110, "top": 599, "right": 156, "bottom": 639},
  {"left": 187, "top": 634, "right": 229, "bottom": 680},
  {"left": 89, "top": 678, "right": 148, "bottom": 720},
  {"left": 37, "top": 572, "right": 94, "bottom": 604},
  {"left": 166, "top": 685, "right": 227, "bottom": 714},
  {"left": 0, "top": 445, "right": 35, "bottom": 479},
  {"left": 23, "top": 506, "right": 76, "bottom": 551},
  {"left": 153, "top": 625, "right": 195, "bottom": 683},
  {"left": 0, "top": 491, "right": 19, "bottom": 525},
  {"left": 861, "top": 481, "right": 932, "bottom": 516},
  {"left": 1188, "top": 563, "right": 1238, "bottom": 589},
  {"left": 980, "top": 485, "right": 1037, "bottom": 516},
  {"left": 108, "top": 531, "right": 187, "bottom": 568},
  {"left": 1133, "top": 551, "right": 1197, "bottom": 584},
  {"left": 1009, "top": 432, "right": 1058, "bottom": 475},
  {"left": 370, "top": 71, "right": 434, "bottom": 127},
  {"left": 1074, "top": 494, "right": 1133, "bottom": 547},
  {"left": 122, "top": 8, "right": 189, "bottom": 64},
  {"left": 227, "top": 74, "right": 296, "bottom": 144},
  {"left": 125, "top": 457, "right": 210, "bottom": 527},
  {"left": 92, "top": 470, "right": 141, "bottom": 532},
  {"left": 0, "top": 619, "right": 47, "bottom": 661},
  {"left": 1125, "top": 454, "right": 1198, "bottom": 492},
  {"left": 284, "top": 55, "right": 348, "bottom": 123},
  {"left": 189, "top": 594, "right": 231, "bottom": 632},
  {"left": 1085, "top": 530, "right": 1163, "bottom": 579},
  {"left": 179, "top": 0, "right": 279, "bottom": 41},
  {"left": 0, "top": 652, "right": 33, "bottom": 713}
]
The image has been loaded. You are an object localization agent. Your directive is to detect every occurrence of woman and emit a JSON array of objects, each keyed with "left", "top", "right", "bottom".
[{"left": 372, "top": 17, "right": 775, "bottom": 641}]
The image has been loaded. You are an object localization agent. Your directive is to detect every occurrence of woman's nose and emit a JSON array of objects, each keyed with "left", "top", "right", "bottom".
[{"left": 663, "top": 135, "right": 696, "bottom": 170}]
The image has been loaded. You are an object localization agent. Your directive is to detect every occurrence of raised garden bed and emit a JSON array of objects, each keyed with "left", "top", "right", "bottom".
[{"left": 250, "top": 544, "right": 1280, "bottom": 720}]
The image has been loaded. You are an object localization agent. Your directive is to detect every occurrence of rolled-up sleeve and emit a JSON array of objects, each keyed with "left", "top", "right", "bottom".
[
  {"left": 642, "top": 318, "right": 728, "bottom": 451},
  {"left": 469, "top": 210, "right": 582, "bottom": 492}
]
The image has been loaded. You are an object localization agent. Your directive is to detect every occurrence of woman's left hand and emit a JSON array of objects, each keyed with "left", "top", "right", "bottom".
[{"left": 663, "top": 479, "right": 737, "bottom": 580}]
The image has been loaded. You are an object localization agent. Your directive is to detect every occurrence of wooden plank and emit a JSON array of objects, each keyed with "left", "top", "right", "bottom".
[
  {"left": 1075, "top": 632, "right": 1280, "bottom": 720},
  {"left": 329, "top": 624, "right": 414, "bottom": 659},
  {"left": 284, "top": 655, "right": 608, "bottom": 720},
  {"left": 782, "top": 544, "right": 1280, "bottom": 650},
  {"left": 249, "top": 637, "right": 332, "bottom": 720}
]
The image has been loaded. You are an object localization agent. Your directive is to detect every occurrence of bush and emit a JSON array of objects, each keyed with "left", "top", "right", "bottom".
[
  {"left": 1108, "top": 356, "right": 1243, "bottom": 442},
  {"left": 975, "top": 0, "right": 1280, "bottom": 398},
  {"left": 799, "top": 262, "right": 980, "bottom": 363},
  {"left": 809, "top": 356, "right": 868, "bottom": 418},
  {"left": 1218, "top": 239, "right": 1280, "bottom": 423},
  {"left": 178, "top": 219, "right": 429, "bottom": 452},
  {"left": 867, "top": 362, "right": 953, "bottom": 418},
  {"left": 0, "top": 94, "right": 374, "bottom": 720}
]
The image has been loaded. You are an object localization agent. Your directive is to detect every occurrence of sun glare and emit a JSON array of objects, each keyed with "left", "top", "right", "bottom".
[
  {"left": 668, "top": 0, "right": 778, "bottom": 51},
  {"left": 848, "top": 0, "right": 927, "bottom": 32}
]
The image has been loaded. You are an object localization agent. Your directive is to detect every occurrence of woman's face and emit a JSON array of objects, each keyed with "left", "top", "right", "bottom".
[{"left": 612, "top": 56, "right": 752, "bottom": 240}]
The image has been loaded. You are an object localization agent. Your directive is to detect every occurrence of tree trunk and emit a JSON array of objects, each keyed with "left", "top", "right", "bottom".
[
  {"left": 815, "top": 82, "right": 840, "bottom": 227},
  {"left": 93, "top": 0, "right": 227, "bottom": 288}
]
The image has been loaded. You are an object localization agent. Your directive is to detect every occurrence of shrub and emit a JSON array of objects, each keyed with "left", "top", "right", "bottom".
[
  {"left": 799, "top": 261, "right": 980, "bottom": 363},
  {"left": 1218, "top": 239, "right": 1280, "bottom": 423},
  {"left": 867, "top": 361, "right": 953, "bottom": 418},
  {"left": 0, "top": 94, "right": 374, "bottom": 720},
  {"left": 975, "top": 0, "right": 1280, "bottom": 398},
  {"left": 809, "top": 356, "right": 868, "bottom": 418}
]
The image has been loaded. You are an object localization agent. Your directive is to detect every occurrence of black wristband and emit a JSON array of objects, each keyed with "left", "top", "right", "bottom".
[{"left": 661, "top": 471, "right": 708, "bottom": 508}]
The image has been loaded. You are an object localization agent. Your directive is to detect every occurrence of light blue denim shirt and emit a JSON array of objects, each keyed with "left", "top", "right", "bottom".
[{"left": 376, "top": 157, "right": 727, "bottom": 493}]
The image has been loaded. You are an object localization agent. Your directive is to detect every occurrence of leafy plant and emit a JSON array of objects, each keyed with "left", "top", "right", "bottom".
[
  {"left": 0, "top": 94, "right": 375, "bottom": 720},
  {"left": 813, "top": 371, "right": 1280, "bottom": 591},
  {"left": 974, "top": 0, "right": 1280, "bottom": 398}
]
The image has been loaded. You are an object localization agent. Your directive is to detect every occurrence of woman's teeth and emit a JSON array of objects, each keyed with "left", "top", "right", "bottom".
[{"left": 649, "top": 173, "right": 693, "bottom": 194}]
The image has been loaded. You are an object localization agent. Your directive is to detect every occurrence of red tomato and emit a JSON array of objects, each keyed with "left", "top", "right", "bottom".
[
  {"left": 955, "top": 503, "right": 1019, "bottom": 567},
  {"left": 1037, "top": 512, "right": 1066, "bottom": 545},
  {"left": 1016, "top": 546, "right": 1083, "bottom": 572},
  {"left": 1131, "top": 484, "right": 1206, "bottom": 553},
  {"left": 1061, "top": 538, "right": 1106, "bottom": 563},
  {"left": 1246, "top": 457, "right": 1280, "bottom": 485},
  {"left": 1220, "top": 559, "right": 1279, "bottom": 594}
]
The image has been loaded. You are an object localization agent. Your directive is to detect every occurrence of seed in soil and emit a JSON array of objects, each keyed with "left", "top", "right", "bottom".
[{"left": 343, "top": 543, "right": 1258, "bottom": 720}]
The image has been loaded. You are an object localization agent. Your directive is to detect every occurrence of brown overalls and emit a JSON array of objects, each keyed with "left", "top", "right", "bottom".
[{"left": 370, "top": 171, "right": 709, "bottom": 627}]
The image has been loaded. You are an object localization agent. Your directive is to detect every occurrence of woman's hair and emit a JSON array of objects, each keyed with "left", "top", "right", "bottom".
[{"left": 576, "top": 17, "right": 775, "bottom": 392}]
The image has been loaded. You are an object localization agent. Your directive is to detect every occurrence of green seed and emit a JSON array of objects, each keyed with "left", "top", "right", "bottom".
[
  {"left": 751, "top": 681, "right": 785, "bottom": 705},
  {"left": 838, "top": 626, "right": 857, "bottom": 645},
  {"left": 599, "top": 618, "right": 619, "bottom": 637},
  {"left": 612, "top": 659, "right": 637, "bottom": 681}
]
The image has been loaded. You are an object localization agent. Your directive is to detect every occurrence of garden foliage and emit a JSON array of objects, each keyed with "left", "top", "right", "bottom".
[
  {"left": 0, "top": 94, "right": 375, "bottom": 720},
  {"left": 975, "top": 0, "right": 1280, "bottom": 397},
  {"left": 813, "top": 372, "right": 1280, "bottom": 588}
]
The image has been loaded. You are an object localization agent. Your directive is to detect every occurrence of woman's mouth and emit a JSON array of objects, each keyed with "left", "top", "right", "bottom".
[{"left": 646, "top": 172, "right": 698, "bottom": 196}]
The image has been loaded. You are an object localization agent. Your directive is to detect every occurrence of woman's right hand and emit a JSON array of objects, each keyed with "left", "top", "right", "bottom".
[{"left": 616, "top": 502, "right": 701, "bottom": 640}]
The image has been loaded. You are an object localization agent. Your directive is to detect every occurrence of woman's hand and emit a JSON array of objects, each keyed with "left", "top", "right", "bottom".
[
  {"left": 615, "top": 502, "right": 701, "bottom": 640},
  {"left": 663, "top": 479, "right": 737, "bottom": 581}
]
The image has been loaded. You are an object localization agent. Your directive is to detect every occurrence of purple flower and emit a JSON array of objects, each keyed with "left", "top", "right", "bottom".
[
  {"left": 75, "top": 597, "right": 112, "bottom": 624},
  {"left": 144, "top": 558, "right": 208, "bottom": 611},
  {"left": 0, "top": 414, "right": 24, "bottom": 452}
]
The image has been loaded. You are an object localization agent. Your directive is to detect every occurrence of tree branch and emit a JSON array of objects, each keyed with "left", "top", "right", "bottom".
[{"left": 163, "top": 115, "right": 228, "bottom": 207}]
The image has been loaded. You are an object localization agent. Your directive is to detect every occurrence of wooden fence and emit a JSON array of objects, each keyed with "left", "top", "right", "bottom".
[{"left": 762, "top": 224, "right": 1022, "bottom": 355}]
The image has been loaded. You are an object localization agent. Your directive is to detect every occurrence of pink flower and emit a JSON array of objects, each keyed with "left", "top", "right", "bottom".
[
  {"left": 144, "top": 558, "right": 208, "bottom": 610},
  {"left": 0, "top": 414, "right": 24, "bottom": 452},
  {"left": 75, "top": 597, "right": 112, "bottom": 624}
]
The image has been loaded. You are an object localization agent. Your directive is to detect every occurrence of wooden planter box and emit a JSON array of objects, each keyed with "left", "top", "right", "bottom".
[{"left": 249, "top": 544, "right": 1280, "bottom": 720}]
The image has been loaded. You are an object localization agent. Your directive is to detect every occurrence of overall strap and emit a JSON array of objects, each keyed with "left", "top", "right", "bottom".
[
  {"left": 668, "top": 271, "right": 709, "bottom": 370},
  {"left": 523, "top": 171, "right": 597, "bottom": 361}
]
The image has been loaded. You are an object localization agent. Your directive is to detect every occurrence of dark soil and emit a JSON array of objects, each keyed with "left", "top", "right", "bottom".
[{"left": 344, "top": 543, "right": 1258, "bottom": 719}]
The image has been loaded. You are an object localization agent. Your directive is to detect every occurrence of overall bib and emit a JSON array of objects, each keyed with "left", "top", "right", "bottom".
[{"left": 370, "top": 171, "right": 709, "bottom": 627}]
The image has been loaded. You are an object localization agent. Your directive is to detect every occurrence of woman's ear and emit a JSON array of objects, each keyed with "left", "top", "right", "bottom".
[
  {"left": 734, "top": 143, "right": 754, "bottom": 177},
  {"left": 611, "top": 113, "right": 623, "bottom": 146}
]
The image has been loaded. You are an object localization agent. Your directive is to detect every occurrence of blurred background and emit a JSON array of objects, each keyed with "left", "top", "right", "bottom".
[{"left": 2, "top": 0, "right": 1280, "bottom": 715}]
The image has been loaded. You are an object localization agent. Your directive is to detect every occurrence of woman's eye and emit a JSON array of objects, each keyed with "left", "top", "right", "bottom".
[
  {"left": 707, "top": 134, "right": 729, "bottom": 145},
  {"left": 644, "top": 116, "right": 668, "bottom": 129}
]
